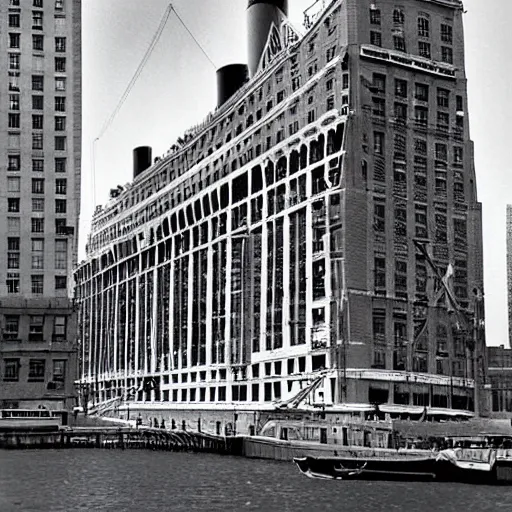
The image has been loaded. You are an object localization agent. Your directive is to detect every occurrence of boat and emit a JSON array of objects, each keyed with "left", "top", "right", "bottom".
[
  {"left": 294, "top": 455, "right": 437, "bottom": 481},
  {"left": 0, "top": 409, "right": 64, "bottom": 432},
  {"left": 293, "top": 442, "right": 512, "bottom": 484},
  {"left": 75, "top": 0, "right": 487, "bottom": 437},
  {"left": 294, "top": 457, "right": 367, "bottom": 480}
]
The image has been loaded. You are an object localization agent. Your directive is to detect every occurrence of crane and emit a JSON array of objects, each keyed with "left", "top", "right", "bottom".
[{"left": 413, "top": 239, "right": 486, "bottom": 416}]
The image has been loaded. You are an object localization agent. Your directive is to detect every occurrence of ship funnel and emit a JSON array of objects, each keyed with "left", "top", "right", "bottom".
[
  {"left": 133, "top": 146, "right": 152, "bottom": 180},
  {"left": 247, "top": 0, "right": 289, "bottom": 77},
  {"left": 217, "top": 64, "right": 249, "bottom": 108}
]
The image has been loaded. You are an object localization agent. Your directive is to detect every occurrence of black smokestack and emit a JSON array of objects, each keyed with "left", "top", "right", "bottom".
[
  {"left": 247, "top": 0, "right": 289, "bottom": 77},
  {"left": 217, "top": 64, "right": 249, "bottom": 108},
  {"left": 133, "top": 146, "right": 152, "bottom": 180}
]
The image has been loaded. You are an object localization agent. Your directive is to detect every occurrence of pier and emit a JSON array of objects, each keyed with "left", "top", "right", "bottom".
[{"left": 0, "top": 427, "right": 243, "bottom": 455}]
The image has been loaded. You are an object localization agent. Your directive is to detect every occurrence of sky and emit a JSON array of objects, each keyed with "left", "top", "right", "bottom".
[{"left": 81, "top": 0, "right": 512, "bottom": 348}]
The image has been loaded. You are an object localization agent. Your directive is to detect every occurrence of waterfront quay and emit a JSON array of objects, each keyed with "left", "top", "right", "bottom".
[{"left": 0, "top": 426, "right": 242, "bottom": 455}]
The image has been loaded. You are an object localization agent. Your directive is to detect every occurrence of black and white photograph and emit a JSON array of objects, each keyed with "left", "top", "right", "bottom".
[{"left": 0, "top": 0, "right": 511, "bottom": 510}]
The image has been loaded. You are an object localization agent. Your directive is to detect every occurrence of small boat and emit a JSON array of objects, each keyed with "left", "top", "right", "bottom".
[
  {"left": 294, "top": 457, "right": 366, "bottom": 480},
  {"left": 293, "top": 455, "right": 438, "bottom": 481}
]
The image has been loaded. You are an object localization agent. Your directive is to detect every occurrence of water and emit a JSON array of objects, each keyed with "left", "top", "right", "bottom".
[{"left": 1, "top": 450, "right": 511, "bottom": 512}]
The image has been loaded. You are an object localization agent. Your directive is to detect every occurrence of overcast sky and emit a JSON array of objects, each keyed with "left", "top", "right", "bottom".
[{"left": 81, "top": 0, "right": 512, "bottom": 348}]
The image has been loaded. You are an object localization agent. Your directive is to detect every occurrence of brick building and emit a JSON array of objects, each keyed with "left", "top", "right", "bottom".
[
  {"left": 75, "top": 0, "right": 487, "bottom": 428},
  {"left": 0, "top": 0, "right": 82, "bottom": 411},
  {"left": 488, "top": 346, "right": 512, "bottom": 418}
]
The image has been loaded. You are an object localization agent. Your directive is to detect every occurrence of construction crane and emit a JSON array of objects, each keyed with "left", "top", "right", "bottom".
[{"left": 413, "top": 239, "right": 486, "bottom": 416}]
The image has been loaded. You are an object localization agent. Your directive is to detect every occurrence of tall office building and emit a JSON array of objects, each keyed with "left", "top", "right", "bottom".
[
  {"left": 0, "top": 0, "right": 81, "bottom": 410},
  {"left": 76, "top": 0, "right": 487, "bottom": 429},
  {"left": 508, "top": 206, "right": 512, "bottom": 347}
]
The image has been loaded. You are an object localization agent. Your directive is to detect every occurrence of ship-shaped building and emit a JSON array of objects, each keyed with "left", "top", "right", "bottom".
[{"left": 75, "top": 0, "right": 488, "bottom": 430}]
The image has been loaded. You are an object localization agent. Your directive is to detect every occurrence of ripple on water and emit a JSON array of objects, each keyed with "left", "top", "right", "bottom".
[{"left": 0, "top": 450, "right": 512, "bottom": 512}]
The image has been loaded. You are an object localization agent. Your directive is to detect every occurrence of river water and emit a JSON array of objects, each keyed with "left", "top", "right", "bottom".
[{"left": 0, "top": 450, "right": 511, "bottom": 512}]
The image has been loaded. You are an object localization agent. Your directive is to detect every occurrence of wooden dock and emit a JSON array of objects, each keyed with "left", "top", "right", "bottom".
[{"left": 0, "top": 426, "right": 243, "bottom": 455}]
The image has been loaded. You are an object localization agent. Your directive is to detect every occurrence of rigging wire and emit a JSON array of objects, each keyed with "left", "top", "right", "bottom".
[
  {"left": 172, "top": 5, "right": 217, "bottom": 69},
  {"left": 91, "top": 2, "right": 217, "bottom": 206}
]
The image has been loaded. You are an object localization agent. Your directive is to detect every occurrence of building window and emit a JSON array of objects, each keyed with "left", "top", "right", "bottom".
[
  {"left": 55, "top": 158, "right": 67, "bottom": 173},
  {"left": 55, "top": 57, "right": 66, "bottom": 73},
  {"left": 8, "top": 14, "right": 20, "bottom": 28},
  {"left": 418, "top": 42, "right": 431, "bottom": 59},
  {"left": 370, "top": 8, "right": 381, "bottom": 25},
  {"left": 393, "top": 8, "right": 404, "bottom": 24},
  {"left": 8, "top": 114, "right": 20, "bottom": 129},
  {"left": 32, "top": 239, "right": 44, "bottom": 269},
  {"left": 8, "top": 217, "right": 20, "bottom": 234},
  {"left": 372, "top": 73, "right": 386, "bottom": 94},
  {"left": 31, "top": 218, "right": 45, "bottom": 233},
  {"left": 32, "top": 133, "right": 44, "bottom": 150},
  {"left": 55, "top": 178, "right": 67, "bottom": 195},
  {"left": 8, "top": 155, "right": 21, "bottom": 172},
  {"left": 55, "top": 136, "right": 66, "bottom": 151},
  {"left": 31, "top": 275, "right": 44, "bottom": 294},
  {"left": 28, "top": 360, "right": 46, "bottom": 382},
  {"left": 9, "top": 94, "right": 20, "bottom": 111},
  {"left": 33, "top": 159, "right": 44, "bottom": 172},
  {"left": 7, "top": 177, "right": 20, "bottom": 193},
  {"left": 395, "top": 79, "right": 407, "bottom": 98},
  {"left": 435, "top": 143, "right": 448, "bottom": 161},
  {"left": 9, "top": 33, "right": 20, "bottom": 49},
  {"left": 7, "top": 237, "right": 20, "bottom": 270},
  {"left": 441, "top": 24, "right": 453, "bottom": 44},
  {"left": 372, "top": 97, "right": 385, "bottom": 117},
  {"left": 32, "top": 75, "right": 44, "bottom": 91},
  {"left": 34, "top": 0, "right": 44, "bottom": 6},
  {"left": 393, "top": 36, "right": 406, "bottom": 52},
  {"left": 4, "top": 316, "right": 20, "bottom": 341},
  {"left": 32, "top": 198, "right": 45, "bottom": 212},
  {"left": 418, "top": 17, "right": 430, "bottom": 38},
  {"left": 9, "top": 53, "right": 20, "bottom": 70},
  {"left": 307, "top": 110, "right": 316, "bottom": 124},
  {"left": 33, "top": 34, "right": 44, "bottom": 51},
  {"left": 374, "top": 132, "right": 384, "bottom": 155},
  {"left": 32, "top": 115, "right": 44, "bottom": 130},
  {"left": 55, "top": 239, "right": 68, "bottom": 269},
  {"left": 437, "top": 111, "right": 449, "bottom": 130},
  {"left": 415, "top": 83, "right": 429, "bottom": 102},
  {"left": 55, "top": 77, "right": 66, "bottom": 91},
  {"left": 441, "top": 46, "right": 453, "bottom": 64},
  {"left": 29, "top": 316, "right": 44, "bottom": 341},
  {"left": 55, "top": 0, "right": 64, "bottom": 9},
  {"left": 374, "top": 257, "right": 386, "bottom": 290},
  {"left": 52, "top": 360, "right": 66, "bottom": 382},
  {"left": 32, "top": 11, "right": 44, "bottom": 30},
  {"left": 370, "top": 31, "right": 382, "bottom": 47},
  {"left": 454, "top": 146, "right": 463, "bottom": 164},
  {"left": 55, "top": 37, "right": 66, "bottom": 52},
  {"left": 55, "top": 276, "right": 67, "bottom": 290},
  {"left": 32, "top": 178, "right": 45, "bottom": 194},
  {"left": 6, "top": 273, "right": 20, "bottom": 294},
  {"left": 55, "top": 199, "right": 67, "bottom": 213},
  {"left": 3, "top": 359, "right": 20, "bottom": 382},
  {"left": 55, "top": 97, "right": 66, "bottom": 112},
  {"left": 53, "top": 316, "right": 66, "bottom": 340},
  {"left": 32, "top": 95, "right": 44, "bottom": 110},
  {"left": 9, "top": 75, "right": 20, "bottom": 92},
  {"left": 414, "top": 106, "right": 428, "bottom": 127},
  {"left": 55, "top": 116, "right": 66, "bottom": 131},
  {"left": 437, "top": 88, "right": 450, "bottom": 108},
  {"left": 8, "top": 198, "right": 20, "bottom": 213},
  {"left": 394, "top": 102, "right": 407, "bottom": 122},
  {"left": 55, "top": 219, "right": 67, "bottom": 234}
]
